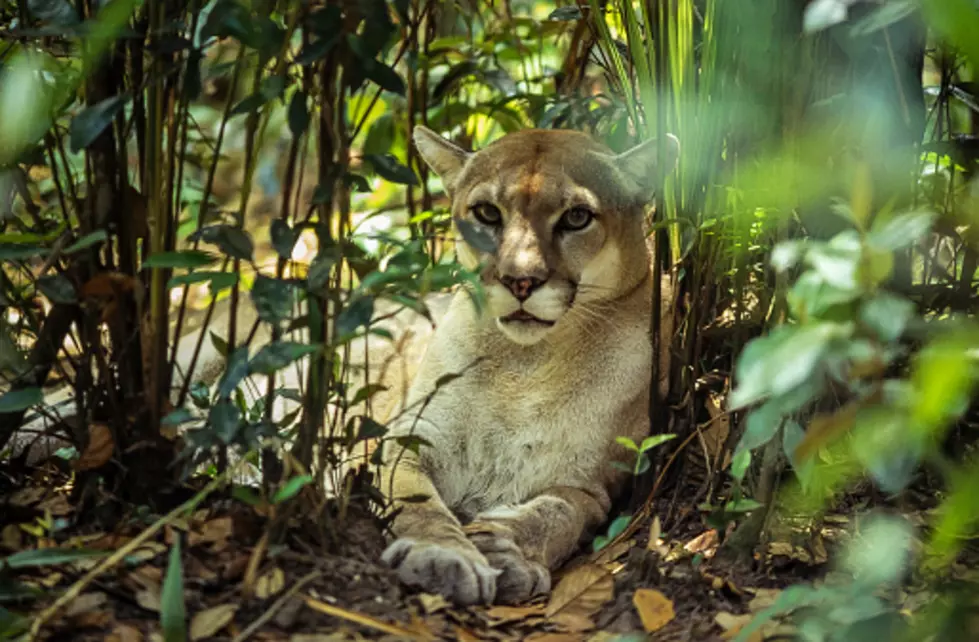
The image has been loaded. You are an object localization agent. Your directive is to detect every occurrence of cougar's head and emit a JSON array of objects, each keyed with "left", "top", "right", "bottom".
[{"left": 414, "top": 127, "right": 678, "bottom": 346}]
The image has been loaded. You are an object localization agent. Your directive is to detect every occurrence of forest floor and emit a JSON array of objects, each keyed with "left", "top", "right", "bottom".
[{"left": 4, "top": 451, "right": 953, "bottom": 642}]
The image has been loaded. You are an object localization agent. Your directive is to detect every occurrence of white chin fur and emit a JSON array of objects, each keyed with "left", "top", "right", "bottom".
[{"left": 495, "top": 318, "right": 555, "bottom": 345}]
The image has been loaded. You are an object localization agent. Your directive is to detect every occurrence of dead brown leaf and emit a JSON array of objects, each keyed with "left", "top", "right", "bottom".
[
  {"left": 715, "top": 612, "right": 760, "bottom": 641},
  {"left": 526, "top": 634, "right": 583, "bottom": 642},
  {"left": 454, "top": 626, "right": 482, "bottom": 642},
  {"left": 135, "top": 588, "right": 162, "bottom": 612},
  {"left": 188, "top": 516, "right": 234, "bottom": 548},
  {"left": 684, "top": 529, "right": 719, "bottom": 556},
  {"left": 484, "top": 604, "right": 545, "bottom": 625},
  {"left": 646, "top": 515, "right": 662, "bottom": 552},
  {"left": 549, "top": 612, "right": 595, "bottom": 632},
  {"left": 37, "top": 494, "right": 73, "bottom": 516},
  {"left": 632, "top": 588, "right": 674, "bottom": 633},
  {"left": 107, "top": 623, "right": 143, "bottom": 642},
  {"left": 2, "top": 524, "right": 23, "bottom": 550},
  {"left": 190, "top": 603, "right": 238, "bottom": 640},
  {"left": 592, "top": 538, "right": 633, "bottom": 566},
  {"left": 747, "top": 588, "right": 781, "bottom": 612},
  {"left": 545, "top": 563, "right": 614, "bottom": 620},
  {"left": 417, "top": 593, "right": 449, "bottom": 615},
  {"left": 9, "top": 487, "right": 46, "bottom": 507},
  {"left": 73, "top": 423, "right": 115, "bottom": 471},
  {"left": 254, "top": 567, "right": 285, "bottom": 599},
  {"left": 64, "top": 592, "right": 108, "bottom": 617}
]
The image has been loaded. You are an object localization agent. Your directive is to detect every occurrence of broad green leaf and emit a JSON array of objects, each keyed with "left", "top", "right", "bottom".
[
  {"left": 0, "top": 53, "right": 56, "bottom": 166},
  {"left": 431, "top": 61, "right": 478, "bottom": 101},
  {"left": 269, "top": 219, "right": 298, "bottom": 259},
  {"left": 841, "top": 513, "right": 913, "bottom": 587},
  {"left": 3, "top": 547, "right": 108, "bottom": 569},
  {"left": 249, "top": 342, "right": 321, "bottom": 375},
  {"left": 363, "top": 113, "right": 395, "bottom": 156},
  {"left": 336, "top": 295, "right": 375, "bottom": 336},
  {"left": 859, "top": 292, "right": 914, "bottom": 343},
  {"left": 455, "top": 218, "right": 498, "bottom": 254},
  {"left": 867, "top": 210, "right": 935, "bottom": 252},
  {"left": 639, "top": 433, "right": 676, "bottom": 453},
  {"left": 548, "top": 5, "right": 584, "bottom": 20},
  {"left": 739, "top": 400, "right": 783, "bottom": 452},
  {"left": 37, "top": 274, "right": 76, "bottom": 304},
  {"left": 730, "top": 449, "right": 751, "bottom": 482},
  {"left": 350, "top": 383, "right": 388, "bottom": 407},
  {"left": 260, "top": 75, "right": 286, "bottom": 101},
  {"left": 615, "top": 436, "right": 639, "bottom": 452},
  {"left": 0, "top": 387, "right": 43, "bottom": 413},
  {"left": 781, "top": 419, "right": 813, "bottom": 489},
  {"left": 167, "top": 271, "right": 238, "bottom": 293},
  {"left": 355, "top": 416, "right": 387, "bottom": 441},
  {"left": 69, "top": 95, "right": 128, "bottom": 153},
  {"left": 217, "top": 346, "right": 250, "bottom": 399},
  {"left": 207, "top": 400, "right": 241, "bottom": 444},
  {"left": 0, "top": 244, "right": 46, "bottom": 261},
  {"left": 142, "top": 250, "right": 218, "bottom": 269},
  {"left": 364, "top": 153, "right": 418, "bottom": 185},
  {"left": 724, "top": 498, "right": 764, "bottom": 513},
  {"left": 64, "top": 230, "right": 108, "bottom": 254},
  {"left": 729, "top": 323, "right": 848, "bottom": 410},
  {"left": 190, "top": 225, "right": 254, "bottom": 262},
  {"left": 230, "top": 92, "right": 268, "bottom": 116},
  {"left": 162, "top": 408, "right": 196, "bottom": 427},
  {"left": 287, "top": 91, "right": 309, "bottom": 137},
  {"left": 805, "top": 232, "right": 862, "bottom": 291},
  {"left": 251, "top": 275, "right": 295, "bottom": 325},
  {"left": 160, "top": 536, "right": 186, "bottom": 642},
  {"left": 272, "top": 475, "right": 313, "bottom": 504}
]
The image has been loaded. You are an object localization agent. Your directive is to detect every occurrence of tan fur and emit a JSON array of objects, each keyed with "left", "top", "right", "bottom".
[{"left": 378, "top": 127, "right": 679, "bottom": 605}]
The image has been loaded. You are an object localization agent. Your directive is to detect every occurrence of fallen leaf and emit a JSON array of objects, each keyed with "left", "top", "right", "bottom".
[
  {"left": 646, "top": 515, "right": 662, "bottom": 552},
  {"left": 633, "top": 588, "right": 674, "bottom": 633},
  {"left": 107, "top": 623, "right": 143, "bottom": 642},
  {"left": 9, "top": 487, "right": 46, "bottom": 507},
  {"left": 545, "top": 563, "right": 614, "bottom": 620},
  {"left": 593, "top": 538, "right": 633, "bottom": 566},
  {"left": 64, "top": 592, "right": 108, "bottom": 617},
  {"left": 715, "top": 612, "right": 760, "bottom": 641},
  {"left": 2, "top": 524, "right": 23, "bottom": 549},
  {"left": 190, "top": 603, "right": 238, "bottom": 640},
  {"left": 747, "top": 588, "right": 781, "bottom": 612},
  {"left": 136, "top": 588, "right": 162, "bottom": 612},
  {"left": 683, "top": 529, "right": 718, "bottom": 555},
  {"left": 549, "top": 612, "right": 595, "bottom": 632},
  {"left": 188, "top": 516, "right": 233, "bottom": 548},
  {"left": 526, "top": 634, "right": 583, "bottom": 642},
  {"left": 484, "top": 603, "right": 545, "bottom": 626},
  {"left": 254, "top": 566, "right": 285, "bottom": 599},
  {"left": 454, "top": 626, "right": 482, "bottom": 642},
  {"left": 71, "top": 610, "right": 113, "bottom": 628},
  {"left": 37, "top": 494, "right": 73, "bottom": 516},
  {"left": 417, "top": 592, "right": 449, "bottom": 614},
  {"left": 73, "top": 423, "right": 114, "bottom": 471}
]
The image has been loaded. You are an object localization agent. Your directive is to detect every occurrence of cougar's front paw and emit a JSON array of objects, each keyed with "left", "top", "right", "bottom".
[
  {"left": 466, "top": 531, "right": 550, "bottom": 604},
  {"left": 381, "top": 538, "right": 500, "bottom": 605}
]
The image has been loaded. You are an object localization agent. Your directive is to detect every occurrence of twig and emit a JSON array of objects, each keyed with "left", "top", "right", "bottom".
[
  {"left": 232, "top": 570, "right": 321, "bottom": 642},
  {"left": 303, "top": 596, "right": 429, "bottom": 640},
  {"left": 28, "top": 462, "right": 242, "bottom": 639}
]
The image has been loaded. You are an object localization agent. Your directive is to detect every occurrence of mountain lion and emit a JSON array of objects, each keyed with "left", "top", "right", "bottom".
[{"left": 378, "top": 126, "right": 679, "bottom": 605}]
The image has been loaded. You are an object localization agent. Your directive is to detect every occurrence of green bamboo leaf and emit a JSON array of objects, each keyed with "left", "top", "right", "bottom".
[
  {"left": 0, "top": 387, "right": 43, "bottom": 413},
  {"left": 69, "top": 95, "right": 128, "bottom": 153},
  {"left": 363, "top": 153, "right": 418, "bottom": 185},
  {"left": 272, "top": 475, "right": 313, "bottom": 504},
  {"left": 142, "top": 250, "right": 218, "bottom": 270},
  {"left": 287, "top": 90, "right": 309, "bottom": 137},
  {"left": 160, "top": 536, "right": 187, "bottom": 642},
  {"left": 248, "top": 342, "right": 321, "bottom": 375},
  {"left": 3, "top": 547, "right": 108, "bottom": 569},
  {"left": 64, "top": 230, "right": 108, "bottom": 254}
]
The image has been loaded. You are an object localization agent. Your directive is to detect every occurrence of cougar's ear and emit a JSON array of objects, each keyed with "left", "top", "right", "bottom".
[
  {"left": 613, "top": 134, "right": 680, "bottom": 204},
  {"left": 413, "top": 125, "right": 472, "bottom": 194}
]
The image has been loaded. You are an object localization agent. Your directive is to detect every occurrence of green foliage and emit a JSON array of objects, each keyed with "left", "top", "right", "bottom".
[{"left": 160, "top": 536, "right": 187, "bottom": 642}]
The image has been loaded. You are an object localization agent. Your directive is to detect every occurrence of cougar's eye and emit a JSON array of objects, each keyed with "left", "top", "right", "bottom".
[
  {"left": 558, "top": 207, "right": 595, "bottom": 232},
  {"left": 470, "top": 202, "right": 503, "bottom": 226}
]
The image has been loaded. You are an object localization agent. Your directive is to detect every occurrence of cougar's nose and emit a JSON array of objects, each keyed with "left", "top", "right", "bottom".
[{"left": 499, "top": 275, "right": 544, "bottom": 302}]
